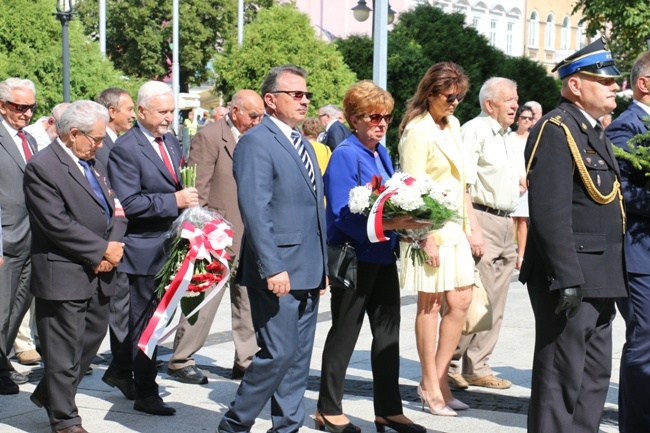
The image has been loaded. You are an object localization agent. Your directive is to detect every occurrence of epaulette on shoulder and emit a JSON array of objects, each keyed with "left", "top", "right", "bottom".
[{"left": 548, "top": 115, "right": 563, "bottom": 126}]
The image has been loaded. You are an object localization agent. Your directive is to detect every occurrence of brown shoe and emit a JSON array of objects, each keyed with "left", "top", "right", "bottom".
[
  {"left": 16, "top": 349, "right": 41, "bottom": 365},
  {"left": 463, "top": 374, "right": 512, "bottom": 389},
  {"left": 54, "top": 425, "right": 89, "bottom": 433},
  {"left": 447, "top": 372, "right": 469, "bottom": 389}
]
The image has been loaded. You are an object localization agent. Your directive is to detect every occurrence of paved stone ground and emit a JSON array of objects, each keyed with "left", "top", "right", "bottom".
[{"left": 0, "top": 277, "right": 623, "bottom": 433}]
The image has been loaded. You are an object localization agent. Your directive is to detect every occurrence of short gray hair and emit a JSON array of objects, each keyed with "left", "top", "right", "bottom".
[
  {"left": 0, "top": 78, "right": 36, "bottom": 101},
  {"left": 97, "top": 87, "right": 130, "bottom": 110},
  {"left": 479, "top": 77, "right": 517, "bottom": 111},
  {"left": 260, "top": 65, "right": 308, "bottom": 97},
  {"left": 319, "top": 104, "right": 339, "bottom": 116},
  {"left": 58, "top": 100, "right": 109, "bottom": 134},
  {"left": 137, "top": 81, "right": 172, "bottom": 108},
  {"left": 524, "top": 100, "right": 542, "bottom": 111},
  {"left": 50, "top": 102, "right": 70, "bottom": 122},
  {"left": 630, "top": 52, "right": 650, "bottom": 91}
]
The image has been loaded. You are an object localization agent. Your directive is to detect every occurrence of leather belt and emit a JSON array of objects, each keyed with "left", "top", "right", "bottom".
[{"left": 473, "top": 203, "right": 511, "bottom": 218}]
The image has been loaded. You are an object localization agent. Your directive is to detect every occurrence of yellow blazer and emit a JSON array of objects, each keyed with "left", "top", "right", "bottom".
[{"left": 398, "top": 112, "right": 469, "bottom": 245}]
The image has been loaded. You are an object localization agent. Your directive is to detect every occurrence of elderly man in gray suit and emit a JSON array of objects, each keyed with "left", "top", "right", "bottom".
[
  {"left": 25, "top": 100, "right": 127, "bottom": 433},
  {"left": 218, "top": 65, "right": 327, "bottom": 433},
  {"left": 167, "top": 89, "right": 264, "bottom": 384},
  {"left": 0, "top": 77, "right": 38, "bottom": 392}
]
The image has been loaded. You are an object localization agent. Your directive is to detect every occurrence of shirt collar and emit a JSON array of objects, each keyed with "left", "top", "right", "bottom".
[
  {"left": 105, "top": 126, "right": 118, "bottom": 142},
  {"left": 479, "top": 111, "right": 510, "bottom": 136},
  {"left": 268, "top": 115, "right": 295, "bottom": 142}
]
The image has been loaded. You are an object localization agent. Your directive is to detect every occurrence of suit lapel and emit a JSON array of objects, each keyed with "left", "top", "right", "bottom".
[
  {"left": 52, "top": 142, "right": 105, "bottom": 209},
  {"left": 0, "top": 122, "right": 27, "bottom": 171},
  {"left": 263, "top": 117, "right": 317, "bottom": 197},
  {"left": 222, "top": 124, "right": 237, "bottom": 160},
  {"left": 133, "top": 126, "right": 180, "bottom": 186},
  {"left": 421, "top": 114, "right": 463, "bottom": 181}
]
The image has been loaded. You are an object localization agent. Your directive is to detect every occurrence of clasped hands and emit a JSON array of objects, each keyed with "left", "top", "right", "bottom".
[
  {"left": 554, "top": 287, "right": 583, "bottom": 318},
  {"left": 93, "top": 241, "right": 125, "bottom": 274}
]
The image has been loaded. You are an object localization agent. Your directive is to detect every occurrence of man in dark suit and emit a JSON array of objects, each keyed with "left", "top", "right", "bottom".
[
  {"left": 318, "top": 104, "right": 350, "bottom": 150},
  {"left": 167, "top": 89, "right": 263, "bottom": 384},
  {"left": 218, "top": 65, "right": 327, "bottom": 433},
  {"left": 605, "top": 50, "right": 650, "bottom": 433},
  {"left": 95, "top": 87, "right": 138, "bottom": 399},
  {"left": 25, "top": 100, "right": 127, "bottom": 433},
  {"left": 521, "top": 37, "right": 628, "bottom": 433},
  {"left": 0, "top": 77, "right": 38, "bottom": 393},
  {"left": 95, "top": 87, "right": 135, "bottom": 167},
  {"left": 108, "top": 80, "right": 198, "bottom": 416}
]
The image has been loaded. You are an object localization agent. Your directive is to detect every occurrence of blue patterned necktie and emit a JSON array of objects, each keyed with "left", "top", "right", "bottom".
[
  {"left": 79, "top": 159, "right": 111, "bottom": 223},
  {"left": 290, "top": 130, "right": 315, "bottom": 190}
]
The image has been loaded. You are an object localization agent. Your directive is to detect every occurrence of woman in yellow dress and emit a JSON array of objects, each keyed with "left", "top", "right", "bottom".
[{"left": 398, "top": 62, "right": 476, "bottom": 416}]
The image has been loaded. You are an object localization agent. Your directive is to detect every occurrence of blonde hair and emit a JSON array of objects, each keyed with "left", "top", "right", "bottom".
[{"left": 343, "top": 80, "right": 394, "bottom": 127}]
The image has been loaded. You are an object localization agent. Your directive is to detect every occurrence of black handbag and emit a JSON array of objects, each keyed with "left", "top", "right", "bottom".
[{"left": 327, "top": 242, "right": 357, "bottom": 290}]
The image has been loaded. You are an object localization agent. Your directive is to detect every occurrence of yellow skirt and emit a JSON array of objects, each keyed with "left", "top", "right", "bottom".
[{"left": 399, "top": 236, "right": 474, "bottom": 293}]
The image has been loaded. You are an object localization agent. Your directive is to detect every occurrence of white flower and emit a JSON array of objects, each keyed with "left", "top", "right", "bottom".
[
  {"left": 389, "top": 184, "right": 424, "bottom": 211},
  {"left": 349, "top": 186, "right": 372, "bottom": 214},
  {"left": 428, "top": 180, "right": 457, "bottom": 208}
]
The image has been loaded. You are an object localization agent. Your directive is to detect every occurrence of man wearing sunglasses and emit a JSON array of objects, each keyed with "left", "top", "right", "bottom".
[
  {"left": 448, "top": 77, "right": 520, "bottom": 392},
  {"left": 219, "top": 65, "right": 327, "bottom": 433},
  {"left": 317, "top": 104, "right": 350, "bottom": 150},
  {"left": 0, "top": 77, "right": 38, "bottom": 395}
]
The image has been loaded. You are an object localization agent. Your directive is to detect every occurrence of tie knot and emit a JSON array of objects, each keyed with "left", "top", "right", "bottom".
[
  {"left": 155, "top": 137, "right": 164, "bottom": 145},
  {"left": 17, "top": 130, "right": 26, "bottom": 138},
  {"left": 79, "top": 158, "right": 95, "bottom": 168},
  {"left": 291, "top": 130, "right": 301, "bottom": 141}
]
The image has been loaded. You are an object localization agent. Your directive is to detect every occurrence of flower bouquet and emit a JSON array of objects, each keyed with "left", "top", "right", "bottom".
[
  {"left": 349, "top": 172, "right": 459, "bottom": 265},
  {"left": 137, "top": 166, "right": 234, "bottom": 358}
]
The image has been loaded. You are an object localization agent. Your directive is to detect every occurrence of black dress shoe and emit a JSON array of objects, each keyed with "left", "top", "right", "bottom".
[
  {"left": 314, "top": 412, "right": 361, "bottom": 433},
  {"left": 230, "top": 365, "right": 246, "bottom": 380},
  {"left": 134, "top": 395, "right": 176, "bottom": 416},
  {"left": 9, "top": 370, "right": 28, "bottom": 384},
  {"left": 374, "top": 416, "right": 426, "bottom": 433},
  {"left": 84, "top": 366, "right": 93, "bottom": 376},
  {"left": 102, "top": 373, "right": 136, "bottom": 400},
  {"left": 0, "top": 376, "right": 19, "bottom": 395},
  {"left": 167, "top": 365, "right": 208, "bottom": 384}
]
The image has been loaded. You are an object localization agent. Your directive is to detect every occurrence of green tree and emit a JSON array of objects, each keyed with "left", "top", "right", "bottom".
[
  {"left": 0, "top": 0, "right": 139, "bottom": 117},
  {"left": 337, "top": 4, "right": 560, "bottom": 154},
  {"left": 213, "top": 3, "right": 357, "bottom": 115},
  {"left": 75, "top": 0, "right": 274, "bottom": 91},
  {"left": 573, "top": 0, "right": 650, "bottom": 74}
]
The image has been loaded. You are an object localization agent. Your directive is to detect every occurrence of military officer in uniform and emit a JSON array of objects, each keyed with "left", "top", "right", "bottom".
[{"left": 520, "top": 37, "right": 628, "bottom": 433}]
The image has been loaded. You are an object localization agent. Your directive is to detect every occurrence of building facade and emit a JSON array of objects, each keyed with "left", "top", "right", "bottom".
[{"left": 293, "top": 0, "right": 593, "bottom": 73}]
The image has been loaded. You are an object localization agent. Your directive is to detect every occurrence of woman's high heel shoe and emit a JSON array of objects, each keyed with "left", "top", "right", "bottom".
[
  {"left": 416, "top": 385, "right": 457, "bottom": 417},
  {"left": 446, "top": 398, "right": 469, "bottom": 411},
  {"left": 374, "top": 416, "right": 426, "bottom": 433},
  {"left": 314, "top": 411, "right": 361, "bottom": 433}
]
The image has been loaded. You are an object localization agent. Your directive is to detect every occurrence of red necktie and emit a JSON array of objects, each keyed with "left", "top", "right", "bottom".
[
  {"left": 155, "top": 137, "right": 178, "bottom": 183},
  {"left": 17, "top": 130, "right": 33, "bottom": 161}
]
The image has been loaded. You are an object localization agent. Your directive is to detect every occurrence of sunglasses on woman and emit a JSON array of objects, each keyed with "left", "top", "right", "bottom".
[
  {"left": 443, "top": 93, "right": 466, "bottom": 104},
  {"left": 519, "top": 116, "right": 533, "bottom": 121},
  {"left": 363, "top": 113, "right": 393, "bottom": 125}
]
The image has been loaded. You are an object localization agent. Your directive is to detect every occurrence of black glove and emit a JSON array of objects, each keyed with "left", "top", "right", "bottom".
[{"left": 554, "top": 287, "right": 583, "bottom": 318}]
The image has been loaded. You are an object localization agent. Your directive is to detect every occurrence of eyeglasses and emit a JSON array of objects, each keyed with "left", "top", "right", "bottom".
[
  {"left": 4, "top": 101, "right": 38, "bottom": 113},
  {"left": 79, "top": 130, "right": 105, "bottom": 145},
  {"left": 363, "top": 113, "right": 393, "bottom": 125},
  {"left": 519, "top": 116, "right": 533, "bottom": 121},
  {"left": 443, "top": 93, "right": 466, "bottom": 104},
  {"left": 318, "top": 113, "right": 328, "bottom": 118},
  {"left": 270, "top": 90, "right": 313, "bottom": 100}
]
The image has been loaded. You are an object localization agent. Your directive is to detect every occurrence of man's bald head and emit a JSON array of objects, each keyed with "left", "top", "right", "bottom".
[{"left": 230, "top": 89, "right": 264, "bottom": 134}]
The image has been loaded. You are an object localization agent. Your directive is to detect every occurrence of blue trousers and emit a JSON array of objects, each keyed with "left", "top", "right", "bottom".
[{"left": 219, "top": 287, "right": 320, "bottom": 433}]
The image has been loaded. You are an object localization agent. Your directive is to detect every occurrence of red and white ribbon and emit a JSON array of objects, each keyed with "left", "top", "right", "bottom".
[
  {"left": 366, "top": 173, "right": 415, "bottom": 243},
  {"left": 137, "top": 219, "right": 233, "bottom": 358}
]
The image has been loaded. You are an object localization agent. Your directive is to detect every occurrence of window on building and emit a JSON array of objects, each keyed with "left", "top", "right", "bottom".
[
  {"left": 506, "top": 22, "right": 514, "bottom": 55},
  {"left": 545, "top": 13, "right": 555, "bottom": 50},
  {"left": 561, "top": 17, "right": 570, "bottom": 50},
  {"left": 577, "top": 22, "right": 586, "bottom": 49},
  {"left": 472, "top": 16, "right": 480, "bottom": 29},
  {"left": 490, "top": 19, "right": 497, "bottom": 46},
  {"left": 528, "top": 11, "right": 539, "bottom": 47}
]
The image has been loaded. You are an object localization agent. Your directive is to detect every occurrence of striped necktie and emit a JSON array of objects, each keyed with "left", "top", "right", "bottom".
[{"left": 290, "top": 130, "right": 315, "bottom": 190}]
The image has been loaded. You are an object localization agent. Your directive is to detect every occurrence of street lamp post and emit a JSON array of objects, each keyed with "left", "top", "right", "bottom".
[
  {"left": 351, "top": 0, "right": 395, "bottom": 91},
  {"left": 55, "top": 0, "right": 75, "bottom": 102}
]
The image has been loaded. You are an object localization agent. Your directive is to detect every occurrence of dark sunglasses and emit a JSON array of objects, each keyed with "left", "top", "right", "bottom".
[
  {"left": 4, "top": 101, "right": 38, "bottom": 113},
  {"left": 443, "top": 93, "right": 466, "bottom": 104},
  {"left": 363, "top": 113, "right": 393, "bottom": 125},
  {"left": 271, "top": 90, "right": 313, "bottom": 100},
  {"left": 519, "top": 116, "right": 533, "bottom": 121}
]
